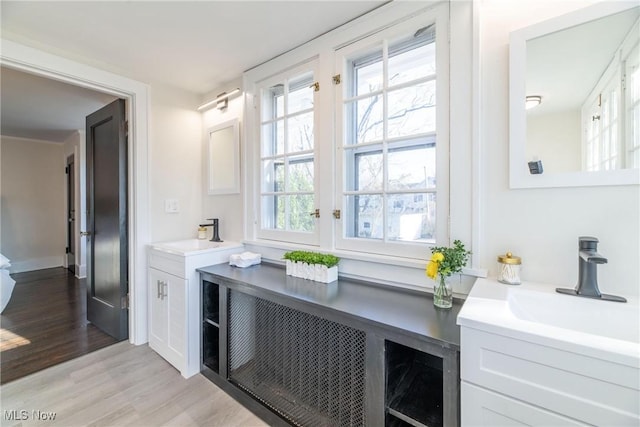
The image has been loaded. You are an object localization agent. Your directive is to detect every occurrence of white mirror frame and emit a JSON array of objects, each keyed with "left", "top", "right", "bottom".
[
  {"left": 509, "top": 2, "right": 640, "bottom": 189},
  {"left": 207, "top": 119, "right": 240, "bottom": 195}
]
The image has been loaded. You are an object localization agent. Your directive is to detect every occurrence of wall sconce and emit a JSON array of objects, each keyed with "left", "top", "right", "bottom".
[
  {"left": 525, "top": 95, "right": 542, "bottom": 110},
  {"left": 197, "top": 88, "right": 241, "bottom": 112}
]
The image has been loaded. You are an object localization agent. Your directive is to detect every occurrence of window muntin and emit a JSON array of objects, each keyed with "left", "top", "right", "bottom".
[
  {"left": 340, "top": 27, "right": 440, "bottom": 248},
  {"left": 259, "top": 71, "right": 317, "bottom": 239}
]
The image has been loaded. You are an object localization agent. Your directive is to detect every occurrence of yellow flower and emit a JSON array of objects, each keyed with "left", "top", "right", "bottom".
[
  {"left": 431, "top": 252, "right": 444, "bottom": 263},
  {"left": 426, "top": 260, "right": 438, "bottom": 279}
]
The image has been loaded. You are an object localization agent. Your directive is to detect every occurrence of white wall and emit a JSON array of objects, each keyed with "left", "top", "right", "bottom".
[
  {"left": 149, "top": 84, "right": 203, "bottom": 243},
  {"left": 526, "top": 110, "right": 581, "bottom": 173},
  {"left": 200, "top": 77, "right": 244, "bottom": 243},
  {"left": 0, "top": 136, "right": 66, "bottom": 272},
  {"left": 479, "top": 0, "right": 640, "bottom": 298}
]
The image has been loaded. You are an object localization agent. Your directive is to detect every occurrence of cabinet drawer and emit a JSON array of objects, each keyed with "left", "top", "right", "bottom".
[
  {"left": 461, "top": 327, "right": 639, "bottom": 426},
  {"left": 148, "top": 250, "right": 184, "bottom": 278}
]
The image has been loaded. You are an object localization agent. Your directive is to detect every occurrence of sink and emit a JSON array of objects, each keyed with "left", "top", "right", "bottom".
[
  {"left": 458, "top": 278, "right": 640, "bottom": 363},
  {"left": 150, "top": 239, "right": 243, "bottom": 256},
  {"left": 508, "top": 287, "right": 639, "bottom": 343}
]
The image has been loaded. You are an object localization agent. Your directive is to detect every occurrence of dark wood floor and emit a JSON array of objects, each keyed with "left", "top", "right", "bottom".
[{"left": 0, "top": 267, "right": 118, "bottom": 384}]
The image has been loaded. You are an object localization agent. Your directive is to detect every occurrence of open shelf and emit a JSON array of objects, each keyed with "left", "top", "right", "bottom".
[
  {"left": 386, "top": 341, "right": 444, "bottom": 427},
  {"left": 203, "top": 322, "right": 219, "bottom": 373},
  {"left": 202, "top": 280, "right": 220, "bottom": 374},
  {"left": 203, "top": 280, "right": 220, "bottom": 324}
]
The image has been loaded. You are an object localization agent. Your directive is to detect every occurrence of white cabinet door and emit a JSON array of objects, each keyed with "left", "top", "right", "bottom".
[
  {"left": 148, "top": 268, "right": 168, "bottom": 349},
  {"left": 148, "top": 267, "right": 186, "bottom": 372}
]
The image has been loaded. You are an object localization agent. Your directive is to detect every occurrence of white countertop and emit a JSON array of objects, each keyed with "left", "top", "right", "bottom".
[{"left": 457, "top": 278, "right": 640, "bottom": 367}]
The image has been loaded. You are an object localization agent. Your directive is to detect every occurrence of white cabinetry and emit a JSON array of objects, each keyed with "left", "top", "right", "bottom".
[
  {"left": 458, "top": 278, "right": 639, "bottom": 426},
  {"left": 460, "top": 323, "right": 639, "bottom": 426},
  {"left": 147, "top": 240, "right": 243, "bottom": 378}
]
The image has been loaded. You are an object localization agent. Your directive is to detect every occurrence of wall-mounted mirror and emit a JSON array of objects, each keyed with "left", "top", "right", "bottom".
[
  {"left": 207, "top": 119, "right": 240, "bottom": 195},
  {"left": 510, "top": 2, "right": 640, "bottom": 188}
]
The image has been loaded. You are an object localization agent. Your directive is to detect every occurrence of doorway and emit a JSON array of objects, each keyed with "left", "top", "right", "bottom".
[
  {"left": 66, "top": 154, "right": 76, "bottom": 274},
  {"left": 1, "top": 40, "right": 150, "bottom": 346}
]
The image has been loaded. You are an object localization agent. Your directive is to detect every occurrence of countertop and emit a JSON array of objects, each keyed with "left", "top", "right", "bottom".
[{"left": 198, "top": 263, "right": 461, "bottom": 350}]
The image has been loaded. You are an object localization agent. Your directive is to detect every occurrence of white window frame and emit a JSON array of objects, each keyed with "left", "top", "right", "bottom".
[
  {"left": 242, "top": 1, "right": 479, "bottom": 288},
  {"left": 334, "top": 6, "right": 449, "bottom": 259},
  {"left": 255, "top": 60, "right": 321, "bottom": 246},
  {"left": 622, "top": 17, "right": 640, "bottom": 168},
  {"left": 581, "top": 16, "right": 640, "bottom": 172},
  {"left": 582, "top": 72, "right": 621, "bottom": 172}
]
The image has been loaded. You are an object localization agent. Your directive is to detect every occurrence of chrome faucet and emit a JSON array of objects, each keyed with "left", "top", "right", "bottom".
[
  {"left": 556, "top": 236, "right": 626, "bottom": 302},
  {"left": 199, "top": 218, "right": 223, "bottom": 242}
]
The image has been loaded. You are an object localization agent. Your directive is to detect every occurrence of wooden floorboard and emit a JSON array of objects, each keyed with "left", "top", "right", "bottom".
[
  {"left": 0, "top": 341, "right": 268, "bottom": 427},
  {"left": 0, "top": 268, "right": 118, "bottom": 385}
]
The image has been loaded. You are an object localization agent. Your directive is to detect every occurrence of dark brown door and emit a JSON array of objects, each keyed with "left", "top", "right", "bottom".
[
  {"left": 66, "top": 154, "right": 76, "bottom": 274},
  {"left": 86, "top": 99, "right": 128, "bottom": 340}
]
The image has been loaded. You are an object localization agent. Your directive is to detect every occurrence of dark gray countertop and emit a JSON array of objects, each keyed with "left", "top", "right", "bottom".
[{"left": 198, "top": 263, "right": 461, "bottom": 350}]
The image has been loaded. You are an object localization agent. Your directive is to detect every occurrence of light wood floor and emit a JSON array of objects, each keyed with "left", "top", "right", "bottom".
[{"left": 0, "top": 341, "right": 268, "bottom": 427}]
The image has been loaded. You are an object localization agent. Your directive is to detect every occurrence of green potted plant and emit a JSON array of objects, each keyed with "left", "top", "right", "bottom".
[
  {"left": 426, "top": 240, "right": 471, "bottom": 309},
  {"left": 283, "top": 251, "right": 340, "bottom": 283}
]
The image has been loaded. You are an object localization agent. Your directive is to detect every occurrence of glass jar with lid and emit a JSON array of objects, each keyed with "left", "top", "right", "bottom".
[{"left": 497, "top": 252, "right": 521, "bottom": 285}]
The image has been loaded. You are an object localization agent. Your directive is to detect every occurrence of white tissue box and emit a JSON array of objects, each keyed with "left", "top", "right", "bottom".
[{"left": 229, "top": 251, "right": 261, "bottom": 268}]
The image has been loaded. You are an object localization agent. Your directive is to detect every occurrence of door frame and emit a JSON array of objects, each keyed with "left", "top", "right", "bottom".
[{"left": 1, "top": 39, "right": 150, "bottom": 345}]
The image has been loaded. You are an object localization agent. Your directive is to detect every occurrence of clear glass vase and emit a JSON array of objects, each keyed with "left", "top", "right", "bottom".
[{"left": 433, "top": 274, "right": 453, "bottom": 309}]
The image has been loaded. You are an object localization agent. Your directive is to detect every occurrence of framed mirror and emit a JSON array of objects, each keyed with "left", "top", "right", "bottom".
[
  {"left": 509, "top": 2, "right": 640, "bottom": 188},
  {"left": 207, "top": 119, "right": 240, "bottom": 195}
]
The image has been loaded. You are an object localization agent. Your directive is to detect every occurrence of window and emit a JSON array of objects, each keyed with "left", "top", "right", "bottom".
[
  {"left": 258, "top": 65, "right": 319, "bottom": 245},
  {"left": 584, "top": 80, "right": 620, "bottom": 172},
  {"left": 625, "top": 37, "right": 640, "bottom": 168},
  {"left": 246, "top": 3, "right": 457, "bottom": 265},
  {"left": 583, "top": 17, "right": 640, "bottom": 171},
  {"left": 335, "top": 15, "right": 449, "bottom": 259}
]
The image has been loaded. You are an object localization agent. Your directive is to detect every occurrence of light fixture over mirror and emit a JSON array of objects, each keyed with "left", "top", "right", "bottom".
[
  {"left": 525, "top": 95, "right": 542, "bottom": 110},
  {"left": 510, "top": 2, "right": 640, "bottom": 188},
  {"left": 197, "top": 88, "right": 241, "bottom": 112}
]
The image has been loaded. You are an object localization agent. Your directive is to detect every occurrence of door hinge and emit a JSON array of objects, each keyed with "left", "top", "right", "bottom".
[
  {"left": 121, "top": 294, "right": 129, "bottom": 310},
  {"left": 65, "top": 247, "right": 70, "bottom": 254},
  {"left": 333, "top": 74, "right": 341, "bottom": 85},
  {"left": 65, "top": 166, "right": 69, "bottom": 174},
  {"left": 310, "top": 81, "right": 320, "bottom": 92},
  {"left": 332, "top": 209, "right": 341, "bottom": 219}
]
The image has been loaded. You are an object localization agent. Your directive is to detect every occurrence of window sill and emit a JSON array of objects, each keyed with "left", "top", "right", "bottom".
[{"left": 243, "top": 239, "right": 486, "bottom": 297}]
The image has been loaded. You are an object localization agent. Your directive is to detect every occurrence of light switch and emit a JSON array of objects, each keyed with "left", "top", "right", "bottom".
[{"left": 165, "top": 199, "right": 179, "bottom": 213}]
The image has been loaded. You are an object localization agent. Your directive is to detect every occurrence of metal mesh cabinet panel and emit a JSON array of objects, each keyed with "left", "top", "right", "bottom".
[{"left": 228, "top": 289, "right": 367, "bottom": 427}]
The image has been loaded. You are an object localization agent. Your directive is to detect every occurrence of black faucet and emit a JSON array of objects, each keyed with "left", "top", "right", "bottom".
[
  {"left": 199, "top": 218, "right": 223, "bottom": 242},
  {"left": 556, "top": 236, "right": 626, "bottom": 302}
]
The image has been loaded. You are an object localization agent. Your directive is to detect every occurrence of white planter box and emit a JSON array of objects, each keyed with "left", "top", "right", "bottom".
[{"left": 285, "top": 260, "right": 338, "bottom": 283}]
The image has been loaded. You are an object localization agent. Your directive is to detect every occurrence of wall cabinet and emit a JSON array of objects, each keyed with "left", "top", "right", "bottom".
[
  {"left": 147, "top": 241, "right": 243, "bottom": 378},
  {"left": 199, "top": 263, "right": 462, "bottom": 426}
]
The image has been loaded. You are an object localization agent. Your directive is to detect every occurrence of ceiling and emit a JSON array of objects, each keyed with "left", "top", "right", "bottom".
[
  {"left": 1, "top": 67, "right": 118, "bottom": 142},
  {"left": 0, "top": 1, "right": 386, "bottom": 142}
]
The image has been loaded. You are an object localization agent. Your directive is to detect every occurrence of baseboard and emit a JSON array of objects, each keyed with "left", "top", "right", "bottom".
[
  {"left": 76, "top": 264, "right": 87, "bottom": 279},
  {"left": 9, "top": 256, "right": 65, "bottom": 273}
]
